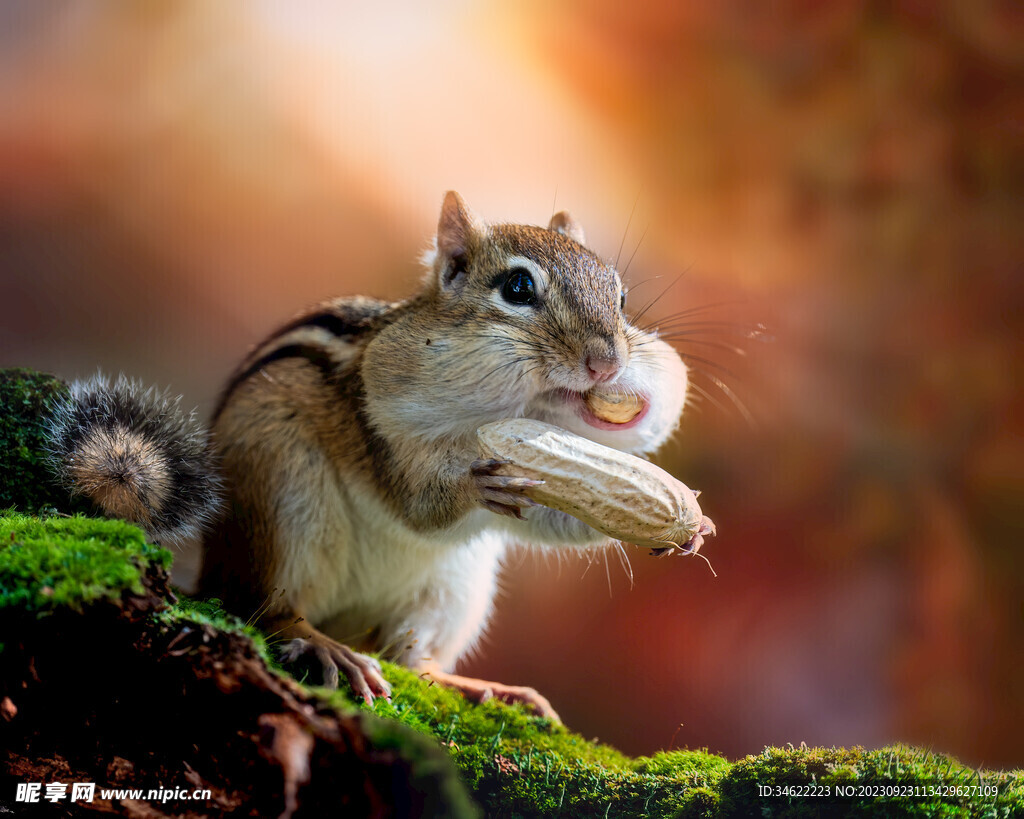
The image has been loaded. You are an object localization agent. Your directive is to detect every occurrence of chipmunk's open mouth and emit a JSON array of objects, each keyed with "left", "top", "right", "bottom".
[{"left": 559, "top": 389, "right": 650, "bottom": 431}]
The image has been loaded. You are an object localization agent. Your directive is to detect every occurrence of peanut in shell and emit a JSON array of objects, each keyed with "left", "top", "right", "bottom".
[{"left": 477, "top": 418, "right": 715, "bottom": 553}]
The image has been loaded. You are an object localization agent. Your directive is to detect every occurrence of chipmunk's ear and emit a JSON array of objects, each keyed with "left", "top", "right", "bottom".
[
  {"left": 548, "top": 211, "right": 586, "bottom": 246},
  {"left": 435, "top": 191, "right": 485, "bottom": 291}
]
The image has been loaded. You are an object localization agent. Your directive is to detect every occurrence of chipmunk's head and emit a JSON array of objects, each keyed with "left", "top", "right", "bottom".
[
  {"left": 421, "top": 191, "right": 687, "bottom": 453},
  {"left": 425, "top": 191, "right": 628, "bottom": 388}
]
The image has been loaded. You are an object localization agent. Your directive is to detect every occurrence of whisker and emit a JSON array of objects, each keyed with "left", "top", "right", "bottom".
[
  {"left": 469, "top": 353, "right": 532, "bottom": 387},
  {"left": 659, "top": 337, "right": 748, "bottom": 357},
  {"left": 631, "top": 266, "right": 691, "bottom": 328},
  {"left": 621, "top": 223, "right": 649, "bottom": 279},
  {"left": 676, "top": 351, "right": 742, "bottom": 379},
  {"left": 707, "top": 373, "right": 756, "bottom": 428},
  {"left": 645, "top": 300, "right": 747, "bottom": 323},
  {"left": 511, "top": 362, "right": 548, "bottom": 389},
  {"left": 621, "top": 274, "right": 664, "bottom": 292},
  {"left": 687, "top": 381, "right": 730, "bottom": 416},
  {"left": 653, "top": 319, "right": 756, "bottom": 333},
  {"left": 615, "top": 191, "right": 642, "bottom": 269}
]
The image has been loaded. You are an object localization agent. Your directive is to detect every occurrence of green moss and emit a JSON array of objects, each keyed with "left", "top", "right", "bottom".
[
  {"left": 0, "top": 369, "right": 90, "bottom": 515},
  {"left": 0, "top": 511, "right": 170, "bottom": 614},
  {"left": 0, "top": 512, "right": 478, "bottom": 818},
  {"left": 705, "top": 744, "right": 1024, "bottom": 818},
  {"left": 1, "top": 499, "right": 1021, "bottom": 817},
  {"left": 297, "top": 660, "right": 1023, "bottom": 818},
  {"left": 313, "top": 663, "right": 732, "bottom": 818},
  {"left": 161, "top": 594, "right": 273, "bottom": 661},
  {"left": 156, "top": 600, "right": 1020, "bottom": 818}
]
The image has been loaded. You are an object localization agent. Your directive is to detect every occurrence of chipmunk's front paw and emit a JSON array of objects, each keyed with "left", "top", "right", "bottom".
[
  {"left": 471, "top": 458, "right": 544, "bottom": 519},
  {"left": 279, "top": 636, "right": 391, "bottom": 705}
]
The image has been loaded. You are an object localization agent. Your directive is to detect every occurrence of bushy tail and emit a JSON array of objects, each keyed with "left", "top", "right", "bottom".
[{"left": 46, "top": 373, "right": 222, "bottom": 544}]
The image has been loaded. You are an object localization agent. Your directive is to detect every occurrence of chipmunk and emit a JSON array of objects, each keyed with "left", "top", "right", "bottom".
[
  {"left": 196, "top": 192, "right": 690, "bottom": 716},
  {"left": 44, "top": 193, "right": 691, "bottom": 716}
]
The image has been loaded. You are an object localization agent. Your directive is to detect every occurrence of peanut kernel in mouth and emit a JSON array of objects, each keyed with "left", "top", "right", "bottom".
[{"left": 584, "top": 390, "right": 644, "bottom": 424}]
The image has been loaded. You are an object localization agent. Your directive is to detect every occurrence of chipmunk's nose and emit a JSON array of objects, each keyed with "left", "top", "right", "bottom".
[
  {"left": 585, "top": 354, "right": 620, "bottom": 382},
  {"left": 583, "top": 336, "right": 628, "bottom": 384}
]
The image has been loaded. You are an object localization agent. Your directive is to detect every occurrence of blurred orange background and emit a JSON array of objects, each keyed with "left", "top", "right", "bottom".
[{"left": 1, "top": 2, "right": 1020, "bottom": 769}]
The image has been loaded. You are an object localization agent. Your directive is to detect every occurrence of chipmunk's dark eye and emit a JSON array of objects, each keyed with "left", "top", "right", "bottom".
[
  {"left": 501, "top": 268, "right": 537, "bottom": 306},
  {"left": 620, "top": 287, "right": 628, "bottom": 311}
]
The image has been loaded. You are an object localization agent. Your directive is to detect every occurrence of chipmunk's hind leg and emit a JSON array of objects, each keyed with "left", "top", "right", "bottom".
[{"left": 421, "top": 665, "right": 560, "bottom": 721}]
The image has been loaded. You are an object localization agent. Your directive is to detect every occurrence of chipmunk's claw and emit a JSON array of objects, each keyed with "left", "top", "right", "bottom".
[
  {"left": 279, "top": 637, "right": 391, "bottom": 703},
  {"left": 471, "top": 458, "right": 543, "bottom": 518}
]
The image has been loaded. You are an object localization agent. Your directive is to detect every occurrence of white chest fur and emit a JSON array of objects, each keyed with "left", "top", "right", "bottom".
[{"left": 273, "top": 479, "right": 505, "bottom": 670}]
